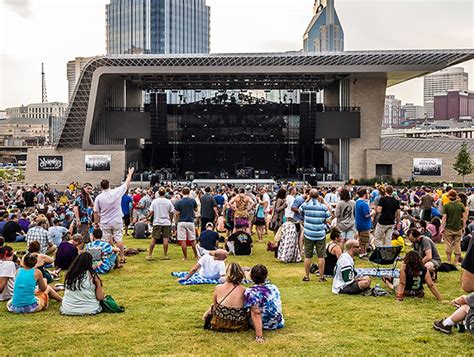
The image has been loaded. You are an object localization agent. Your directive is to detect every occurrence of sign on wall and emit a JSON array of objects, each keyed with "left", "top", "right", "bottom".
[
  {"left": 38, "top": 156, "right": 63, "bottom": 171},
  {"left": 413, "top": 158, "right": 442, "bottom": 176},
  {"left": 85, "top": 155, "right": 111, "bottom": 172}
]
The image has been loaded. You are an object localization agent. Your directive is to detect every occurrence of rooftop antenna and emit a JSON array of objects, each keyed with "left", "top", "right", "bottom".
[{"left": 42, "top": 63, "right": 48, "bottom": 103}]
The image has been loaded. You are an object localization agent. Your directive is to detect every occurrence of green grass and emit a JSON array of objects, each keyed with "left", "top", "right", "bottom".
[{"left": 0, "top": 235, "right": 472, "bottom": 356}]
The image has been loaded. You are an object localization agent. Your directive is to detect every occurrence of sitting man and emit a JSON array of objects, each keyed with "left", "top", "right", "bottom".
[
  {"left": 26, "top": 216, "right": 56, "bottom": 255},
  {"left": 54, "top": 233, "right": 83, "bottom": 273},
  {"left": 179, "top": 249, "right": 227, "bottom": 282},
  {"left": 227, "top": 224, "right": 253, "bottom": 256},
  {"left": 332, "top": 240, "right": 371, "bottom": 295},
  {"left": 198, "top": 222, "right": 220, "bottom": 255},
  {"left": 407, "top": 228, "right": 441, "bottom": 274},
  {"left": 48, "top": 218, "right": 68, "bottom": 247},
  {"left": 85, "top": 229, "right": 120, "bottom": 274},
  {"left": 132, "top": 216, "right": 150, "bottom": 239}
]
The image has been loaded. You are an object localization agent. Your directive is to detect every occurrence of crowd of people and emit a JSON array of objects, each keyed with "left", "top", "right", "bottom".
[{"left": 0, "top": 174, "right": 473, "bottom": 340}]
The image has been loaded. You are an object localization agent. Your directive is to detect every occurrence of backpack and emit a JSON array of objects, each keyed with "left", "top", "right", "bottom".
[{"left": 100, "top": 295, "right": 125, "bottom": 313}]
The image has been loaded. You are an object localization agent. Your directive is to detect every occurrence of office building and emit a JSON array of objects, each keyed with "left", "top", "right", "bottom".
[
  {"left": 67, "top": 57, "right": 93, "bottom": 102},
  {"left": 5, "top": 102, "right": 68, "bottom": 120},
  {"left": 424, "top": 67, "right": 469, "bottom": 118},
  {"left": 402, "top": 103, "right": 425, "bottom": 121},
  {"left": 303, "top": 0, "right": 344, "bottom": 52},
  {"left": 434, "top": 90, "right": 474, "bottom": 120},
  {"left": 106, "top": 0, "right": 210, "bottom": 55},
  {"left": 0, "top": 117, "right": 49, "bottom": 146},
  {"left": 383, "top": 95, "right": 402, "bottom": 129}
]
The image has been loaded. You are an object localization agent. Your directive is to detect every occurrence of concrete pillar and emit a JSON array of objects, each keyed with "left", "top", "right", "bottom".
[
  {"left": 324, "top": 81, "right": 340, "bottom": 108},
  {"left": 349, "top": 78, "right": 387, "bottom": 179}
]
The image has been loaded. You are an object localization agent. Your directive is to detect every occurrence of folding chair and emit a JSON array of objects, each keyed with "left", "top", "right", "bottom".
[{"left": 369, "top": 246, "right": 403, "bottom": 275}]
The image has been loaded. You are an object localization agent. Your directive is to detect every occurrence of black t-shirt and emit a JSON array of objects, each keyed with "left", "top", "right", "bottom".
[
  {"left": 199, "top": 230, "right": 219, "bottom": 250},
  {"left": 3, "top": 221, "right": 22, "bottom": 242},
  {"left": 378, "top": 196, "right": 400, "bottom": 225},
  {"left": 22, "top": 191, "right": 35, "bottom": 207},
  {"left": 462, "top": 236, "right": 474, "bottom": 274},
  {"left": 228, "top": 231, "right": 252, "bottom": 255},
  {"left": 200, "top": 194, "right": 217, "bottom": 219}
]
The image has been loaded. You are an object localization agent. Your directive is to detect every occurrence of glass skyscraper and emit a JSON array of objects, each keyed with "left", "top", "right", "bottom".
[{"left": 106, "top": 0, "right": 210, "bottom": 55}]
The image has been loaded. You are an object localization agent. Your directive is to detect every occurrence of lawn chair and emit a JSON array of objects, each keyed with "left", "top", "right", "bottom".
[{"left": 369, "top": 246, "right": 403, "bottom": 275}]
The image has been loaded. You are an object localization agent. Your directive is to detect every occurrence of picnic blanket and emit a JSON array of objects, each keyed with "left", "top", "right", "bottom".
[
  {"left": 356, "top": 268, "right": 400, "bottom": 278},
  {"left": 171, "top": 272, "right": 254, "bottom": 285}
]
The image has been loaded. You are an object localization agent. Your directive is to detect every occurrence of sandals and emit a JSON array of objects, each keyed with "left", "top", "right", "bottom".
[
  {"left": 318, "top": 277, "right": 327, "bottom": 282},
  {"left": 119, "top": 258, "right": 127, "bottom": 264},
  {"left": 302, "top": 276, "right": 310, "bottom": 282}
]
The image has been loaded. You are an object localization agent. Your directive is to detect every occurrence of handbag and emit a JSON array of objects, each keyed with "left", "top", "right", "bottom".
[
  {"left": 203, "top": 285, "right": 238, "bottom": 330},
  {"left": 100, "top": 295, "right": 125, "bottom": 313}
]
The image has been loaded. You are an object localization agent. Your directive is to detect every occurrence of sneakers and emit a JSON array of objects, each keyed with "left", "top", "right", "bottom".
[
  {"left": 160, "top": 255, "right": 171, "bottom": 260},
  {"left": 433, "top": 319, "right": 452, "bottom": 334}
]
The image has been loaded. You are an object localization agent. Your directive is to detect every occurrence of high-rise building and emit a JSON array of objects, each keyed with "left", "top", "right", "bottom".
[
  {"left": 106, "top": 0, "right": 210, "bottom": 55},
  {"left": 423, "top": 67, "right": 469, "bottom": 118},
  {"left": 434, "top": 90, "right": 474, "bottom": 120},
  {"left": 401, "top": 103, "right": 425, "bottom": 121},
  {"left": 383, "top": 95, "right": 402, "bottom": 129},
  {"left": 67, "top": 57, "right": 94, "bottom": 102},
  {"left": 303, "top": 0, "right": 344, "bottom": 52}
]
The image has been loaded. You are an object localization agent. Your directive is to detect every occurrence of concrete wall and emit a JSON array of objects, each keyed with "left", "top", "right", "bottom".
[
  {"left": 25, "top": 148, "right": 126, "bottom": 187},
  {"left": 349, "top": 78, "right": 387, "bottom": 179},
  {"left": 366, "top": 149, "right": 474, "bottom": 183}
]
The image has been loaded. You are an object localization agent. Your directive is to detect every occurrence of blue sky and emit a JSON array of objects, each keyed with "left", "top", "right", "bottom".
[{"left": 0, "top": 0, "right": 472, "bottom": 108}]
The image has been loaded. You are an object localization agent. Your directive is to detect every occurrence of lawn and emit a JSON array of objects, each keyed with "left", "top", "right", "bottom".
[{"left": 0, "top": 235, "right": 472, "bottom": 356}]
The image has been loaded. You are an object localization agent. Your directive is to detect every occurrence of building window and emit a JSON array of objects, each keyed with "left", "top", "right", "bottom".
[{"left": 376, "top": 164, "right": 392, "bottom": 177}]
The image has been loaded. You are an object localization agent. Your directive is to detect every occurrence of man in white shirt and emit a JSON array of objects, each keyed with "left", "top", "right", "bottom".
[
  {"left": 93, "top": 167, "right": 134, "bottom": 263},
  {"left": 324, "top": 187, "right": 339, "bottom": 210},
  {"left": 147, "top": 187, "right": 175, "bottom": 260},
  {"left": 180, "top": 249, "right": 227, "bottom": 282},
  {"left": 332, "top": 240, "right": 371, "bottom": 295},
  {"left": 285, "top": 186, "right": 296, "bottom": 221}
]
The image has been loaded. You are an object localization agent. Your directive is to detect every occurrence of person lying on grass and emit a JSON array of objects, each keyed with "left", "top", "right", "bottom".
[
  {"left": 382, "top": 250, "right": 442, "bottom": 301},
  {"left": 203, "top": 262, "right": 248, "bottom": 332},
  {"left": 60, "top": 252, "right": 104, "bottom": 316},
  {"left": 179, "top": 249, "right": 227, "bottom": 283},
  {"left": 244, "top": 264, "right": 284, "bottom": 343},
  {"left": 7, "top": 253, "right": 62, "bottom": 314}
]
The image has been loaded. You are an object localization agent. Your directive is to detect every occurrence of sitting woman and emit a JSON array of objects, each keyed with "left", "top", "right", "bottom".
[
  {"left": 60, "top": 252, "right": 104, "bottom": 316},
  {"left": 275, "top": 221, "right": 302, "bottom": 263},
  {"left": 203, "top": 262, "right": 248, "bottom": 332},
  {"left": 323, "top": 228, "right": 343, "bottom": 277},
  {"left": 7, "top": 253, "right": 62, "bottom": 314},
  {"left": 383, "top": 250, "right": 443, "bottom": 301},
  {"left": 244, "top": 264, "right": 284, "bottom": 343},
  {"left": 427, "top": 217, "right": 442, "bottom": 243},
  {"left": 0, "top": 246, "right": 17, "bottom": 302},
  {"left": 54, "top": 233, "right": 83, "bottom": 274},
  {"left": 28, "top": 240, "right": 55, "bottom": 283}
]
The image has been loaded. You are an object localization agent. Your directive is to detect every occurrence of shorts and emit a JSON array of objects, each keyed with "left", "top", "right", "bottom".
[
  {"left": 304, "top": 237, "right": 326, "bottom": 259},
  {"left": 358, "top": 231, "right": 370, "bottom": 245},
  {"left": 100, "top": 223, "right": 123, "bottom": 243},
  {"left": 177, "top": 222, "right": 196, "bottom": 241},
  {"left": 340, "top": 228, "right": 356, "bottom": 240},
  {"left": 122, "top": 215, "right": 131, "bottom": 227},
  {"left": 254, "top": 217, "right": 266, "bottom": 226},
  {"left": 427, "top": 259, "right": 441, "bottom": 270},
  {"left": 339, "top": 281, "right": 363, "bottom": 295},
  {"left": 152, "top": 225, "right": 171, "bottom": 240},
  {"left": 443, "top": 228, "right": 462, "bottom": 255},
  {"left": 7, "top": 291, "right": 49, "bottom": 313}
]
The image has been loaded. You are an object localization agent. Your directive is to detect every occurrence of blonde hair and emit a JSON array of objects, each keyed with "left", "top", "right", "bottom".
[{"left": 225, "top": 262, "right": 245, "bottom": 285}]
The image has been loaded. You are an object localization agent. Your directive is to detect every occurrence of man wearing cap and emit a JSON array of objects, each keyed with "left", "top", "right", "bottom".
[
  {"left": 198, "top": 222, "right": 220, "bottom": 255},
  {"left": 179, "top": 249, "right": 228, "bottom": 282},
  {"left": 147, "top": 187, "right": 175, "bottom": 260},
  {"left": 441, "top": 189, "right": 467, "bottom": 264}
]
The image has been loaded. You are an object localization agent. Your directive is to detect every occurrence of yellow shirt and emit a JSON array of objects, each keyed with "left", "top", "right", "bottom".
[
  {"left": 391, "top": 236, "right": 405, "bottom": 253},
  {"left": 441, "top": 193, "right": 450, "bottom": 206}
]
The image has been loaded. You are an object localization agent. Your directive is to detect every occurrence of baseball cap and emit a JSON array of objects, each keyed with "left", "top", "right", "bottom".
[{"left": 206, "top": 222, "right": 214, "bottom": 228}]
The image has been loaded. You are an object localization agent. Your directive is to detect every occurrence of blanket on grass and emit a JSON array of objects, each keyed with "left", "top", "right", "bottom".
[
  {"left": 171, "top": 272, "right": 254, "bottom": 285},
  {"left": 356, "top": 268, "right": 400, "bottom": 278}
]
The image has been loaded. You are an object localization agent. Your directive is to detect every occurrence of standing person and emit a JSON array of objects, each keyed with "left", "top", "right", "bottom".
[
  {"left": 73, "top": 183, "right": 94, "bottom": 242},
  {"left": 355, "top": 187, "right": 372, "bottom": 259},
  {"left": 22, "top": 187, "right": 35, "bottom": 208},
  {"left": 299, "top": 189, "right": 331, "bottom": 282},
  {"left": 121, "top": 191, "right": 133, "bottom": 236},
  {"left": 93, "top": 167, "right": 135, "bottom": 264},
  {"left": 270, "top": 189, "right": 287, "bottom": 233},
  {"left": 374, "top": 185, "right": 401, "bottom": 247},
  {"left": 285, "top": 186, "right": 297, "bottom": 221},
  {"left": 174, "top": 187, "right": 198, "bottom": 260},
  {"left": 420, "top": 188, "right": 434, "bottom": 222},
  {"left": 147, "top": 187, "right": 175, "bottom": 260},
  {"left": 213, "top": 188, "right": 226, "bottom": 217},
  {"left": 291, "top": 188, "right": 310, "bottom": 251},
  {"left": 441, "top": 189, "right": 467, "bottom": 264},
  {"left": 200, "top": 187, "right": 218, "bottom": 232},
  {"left": 260, "top": 187, "right": 272, "bottom": 234},
  {"left": 324, "top": 187, "right": 338, "bottom": 211},
  {"left": 229, "top": 188, "right": 253, "bottom": 232},
  {"left": 335, "top": 188, "right": 356, "bottom": 240},
  {"left": 254, "top": 194, "right": 267, "bottom": 243}
]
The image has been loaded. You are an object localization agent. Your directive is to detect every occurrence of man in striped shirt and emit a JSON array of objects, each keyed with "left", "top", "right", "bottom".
[{"left": 300, "top": 189, "right": 332, "bottom": 282}]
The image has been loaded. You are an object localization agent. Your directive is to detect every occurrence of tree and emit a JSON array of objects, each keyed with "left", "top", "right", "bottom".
[{"left": 453, "top": 142, "right": 473, "bottom": 187}]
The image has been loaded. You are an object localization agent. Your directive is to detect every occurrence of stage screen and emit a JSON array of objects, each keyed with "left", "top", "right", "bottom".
[{"left": 315, "top": 112, "right": 360, "bottom": 139}]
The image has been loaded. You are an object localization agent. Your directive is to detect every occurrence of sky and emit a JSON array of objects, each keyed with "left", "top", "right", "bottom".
[{"left": 0, "top": 0, "right": 473, "bottom": 109}]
